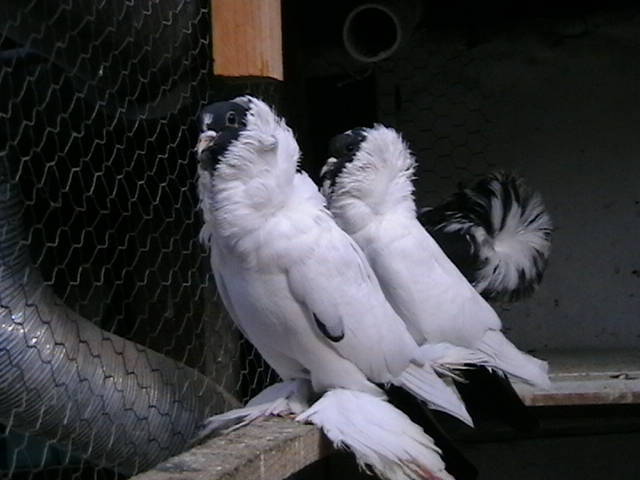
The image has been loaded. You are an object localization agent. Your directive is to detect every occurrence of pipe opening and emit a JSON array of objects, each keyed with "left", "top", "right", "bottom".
[{"left": 343, "top": 4, "right": 402, "bottom": 63}]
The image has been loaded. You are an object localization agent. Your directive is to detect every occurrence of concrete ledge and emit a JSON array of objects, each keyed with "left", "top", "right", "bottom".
[{"left": 131, "top": 417, "right": 331, "bottom": 480}]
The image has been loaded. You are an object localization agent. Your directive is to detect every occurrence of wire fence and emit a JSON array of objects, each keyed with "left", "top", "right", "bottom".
[
  {"left": 375, "top": 26, "right": 496, "bottom": 210},
  {"left": 0, "top": 2, "right": 279, "bottom": 478},
  {"left": 5, "top": 2, "right": 636, "bottom": 479},
  {"left": 0, "top": 1, "right": 497, "bottom": 477}
]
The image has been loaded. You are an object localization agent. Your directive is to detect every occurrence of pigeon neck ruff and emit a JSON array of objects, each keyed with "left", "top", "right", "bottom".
[
  {"left": 329, "top": 125, "right": 417, "bottom": 235},
  {"left": 198, "top": 97, "right": 301, "bottom": 246}
]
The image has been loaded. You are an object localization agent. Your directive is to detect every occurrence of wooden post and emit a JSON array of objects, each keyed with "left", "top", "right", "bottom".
[{"left": 212, "top": 0, "right": 284, "bottom": 80}]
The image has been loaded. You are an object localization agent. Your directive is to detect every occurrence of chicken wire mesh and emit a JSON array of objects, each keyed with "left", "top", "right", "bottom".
[
  {"left": 6, "top": 1, "right": 633, "bottom": 479},
  {"left": 284, "top": 2, "right": 497, "bottom": 204},
  {"left": 375, "top": 26, "right": 495, "bottom": 210},
  {"left": 0, "top": 1, "right": 279, "bottom": 478},
  {"left": 372, "top": 5, "right": 640, "bottom": 353},
  {"left": 0, "top": 3, "right": 502, "bottom": 477}
]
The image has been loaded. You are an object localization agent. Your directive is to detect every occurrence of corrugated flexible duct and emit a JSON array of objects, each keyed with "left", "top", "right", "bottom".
[{"left": 0, "top": 154, "right": 233, "bottom": 475}]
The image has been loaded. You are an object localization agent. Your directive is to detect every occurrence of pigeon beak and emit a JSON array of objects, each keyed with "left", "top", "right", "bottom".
[
  {"left": 320, "top": 157, "right": 337, "bottom": 178},
  {"left": 196, "top": 131, "right": 218, "bottom": 156}
]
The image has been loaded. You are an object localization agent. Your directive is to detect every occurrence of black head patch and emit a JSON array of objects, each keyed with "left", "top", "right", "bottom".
[
  {"left": 321, "top": 128, "right": 367, "bottom": 188},
  {"left": 198, "top": 99, "right": 250, "bottom": 170}
]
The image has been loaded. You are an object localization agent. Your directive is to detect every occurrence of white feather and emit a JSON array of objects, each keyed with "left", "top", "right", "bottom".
[
  {"left": 395, "top": 363, "right": 473, "bottom": 426},
  {"left": 414, "top": 342, "right": 494, "bottom": 380},
  {"left": 297, "top": 389, "right": 455, "bottom": 480},
  {"left": 476, "top": 330, "right": 550, "bottom": 389},
  {"left": 194, "top": 379, "right": 311, "bottom": 441}
]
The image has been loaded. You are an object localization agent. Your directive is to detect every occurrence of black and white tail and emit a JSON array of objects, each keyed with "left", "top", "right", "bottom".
[{"left": 420, "top": 171, "right": 553, "bottom": 302}]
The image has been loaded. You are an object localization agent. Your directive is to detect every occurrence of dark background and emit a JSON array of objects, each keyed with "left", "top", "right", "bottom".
[{"left": 280, "top": 1, "right": 640, "bottom": 478}]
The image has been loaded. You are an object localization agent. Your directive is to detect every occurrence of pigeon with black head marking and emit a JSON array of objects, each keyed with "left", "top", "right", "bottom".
[
  {"left": 321, "top": 125, "right": 551, "bottom": 432},
  {"left": 195, "top": 97, "right": 488, "bottom": 480},
  {"left": 321, "top": 131, "right": 553, "bottom": 303}
]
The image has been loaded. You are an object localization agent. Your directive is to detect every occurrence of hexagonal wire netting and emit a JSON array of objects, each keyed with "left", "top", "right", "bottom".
[
  {"left": 375, "top": 27, "right": 496, "bottom": 211},
  {"left": 0, "top": 2, "right": 278, "bottom": 479},
  {"left": 1, "top": 1, "right": 573, "bottom": 478}
]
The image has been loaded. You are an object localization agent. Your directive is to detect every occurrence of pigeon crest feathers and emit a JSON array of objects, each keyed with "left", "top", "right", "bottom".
[
  {"left": 323, "top": 125, "right": 418, "bottom": 234},
  {"left": 196, "top": 96, "right": 303, "bottom": 254},
  {"left": 198, "top": 96, "right": 297, "bottom": 179}
]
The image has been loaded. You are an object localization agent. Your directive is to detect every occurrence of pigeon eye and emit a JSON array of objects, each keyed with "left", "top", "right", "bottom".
[
  {"left": 226, "top": 111, "right": 238, "bottom": 127},
  {"left": 346, "top": 144, "right": 356, "bottom": 154}
]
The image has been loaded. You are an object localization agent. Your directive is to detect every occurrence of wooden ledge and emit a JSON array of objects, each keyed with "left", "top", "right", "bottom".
[
  {"left": 516, "top": 349, "right": 640, "bottom": 406},
  {"left": 132, "top": 418, "right": 330, "bottom": 480},
  {"left": 133, "top": 350, "right": 640, "bottom": 479}
]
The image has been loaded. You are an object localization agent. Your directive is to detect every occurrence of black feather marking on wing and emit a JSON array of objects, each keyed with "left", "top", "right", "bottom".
[
  {"left": 385, "top": 385, "right": 478, "bottom": 480},
  {"left": 313, "top": 313, "right": 344, "bottom": 342},
  {"left": 455, "top": 366, "right": 539, "bottom": 432}
]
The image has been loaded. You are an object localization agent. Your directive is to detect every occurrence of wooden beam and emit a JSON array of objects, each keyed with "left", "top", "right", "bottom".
[
  {"left": 130, "top": 418, "right": 331, "bottom": 480},
  {"left": 212, "top": 0, "right": 283, "bottom": 80},
  {"left": 515, "top": 349, "right": 640, "bottom": 406}
]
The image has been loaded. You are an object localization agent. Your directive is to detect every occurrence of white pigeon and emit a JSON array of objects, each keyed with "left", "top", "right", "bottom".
[
  {"left": 320, "top": 125, "right": 551, "bottom": 393},
  {"left": 195, "top": 96, "right": 479, "bottom": 480}
]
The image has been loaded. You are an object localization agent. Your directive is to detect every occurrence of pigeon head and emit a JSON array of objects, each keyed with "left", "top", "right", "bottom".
[
  {"left": 320, "top": 128, "right": 368, "bottom": 196},
  {"left": 320, "top": 125, "right": 417, "bottom": 222},
  {"left": 195, "top": 95, "right": 302, "bottom": 233},
  {"left": 196, "top": 97, "right": 251, "bottom": 171}
]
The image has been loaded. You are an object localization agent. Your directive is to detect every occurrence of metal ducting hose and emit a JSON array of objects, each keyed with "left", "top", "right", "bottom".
[
  {"left": 342, "top": 0, "right": 422, "bottom": 63},
  {"left": 0, "top": 155, "right": 231, "bottom": 475}
]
